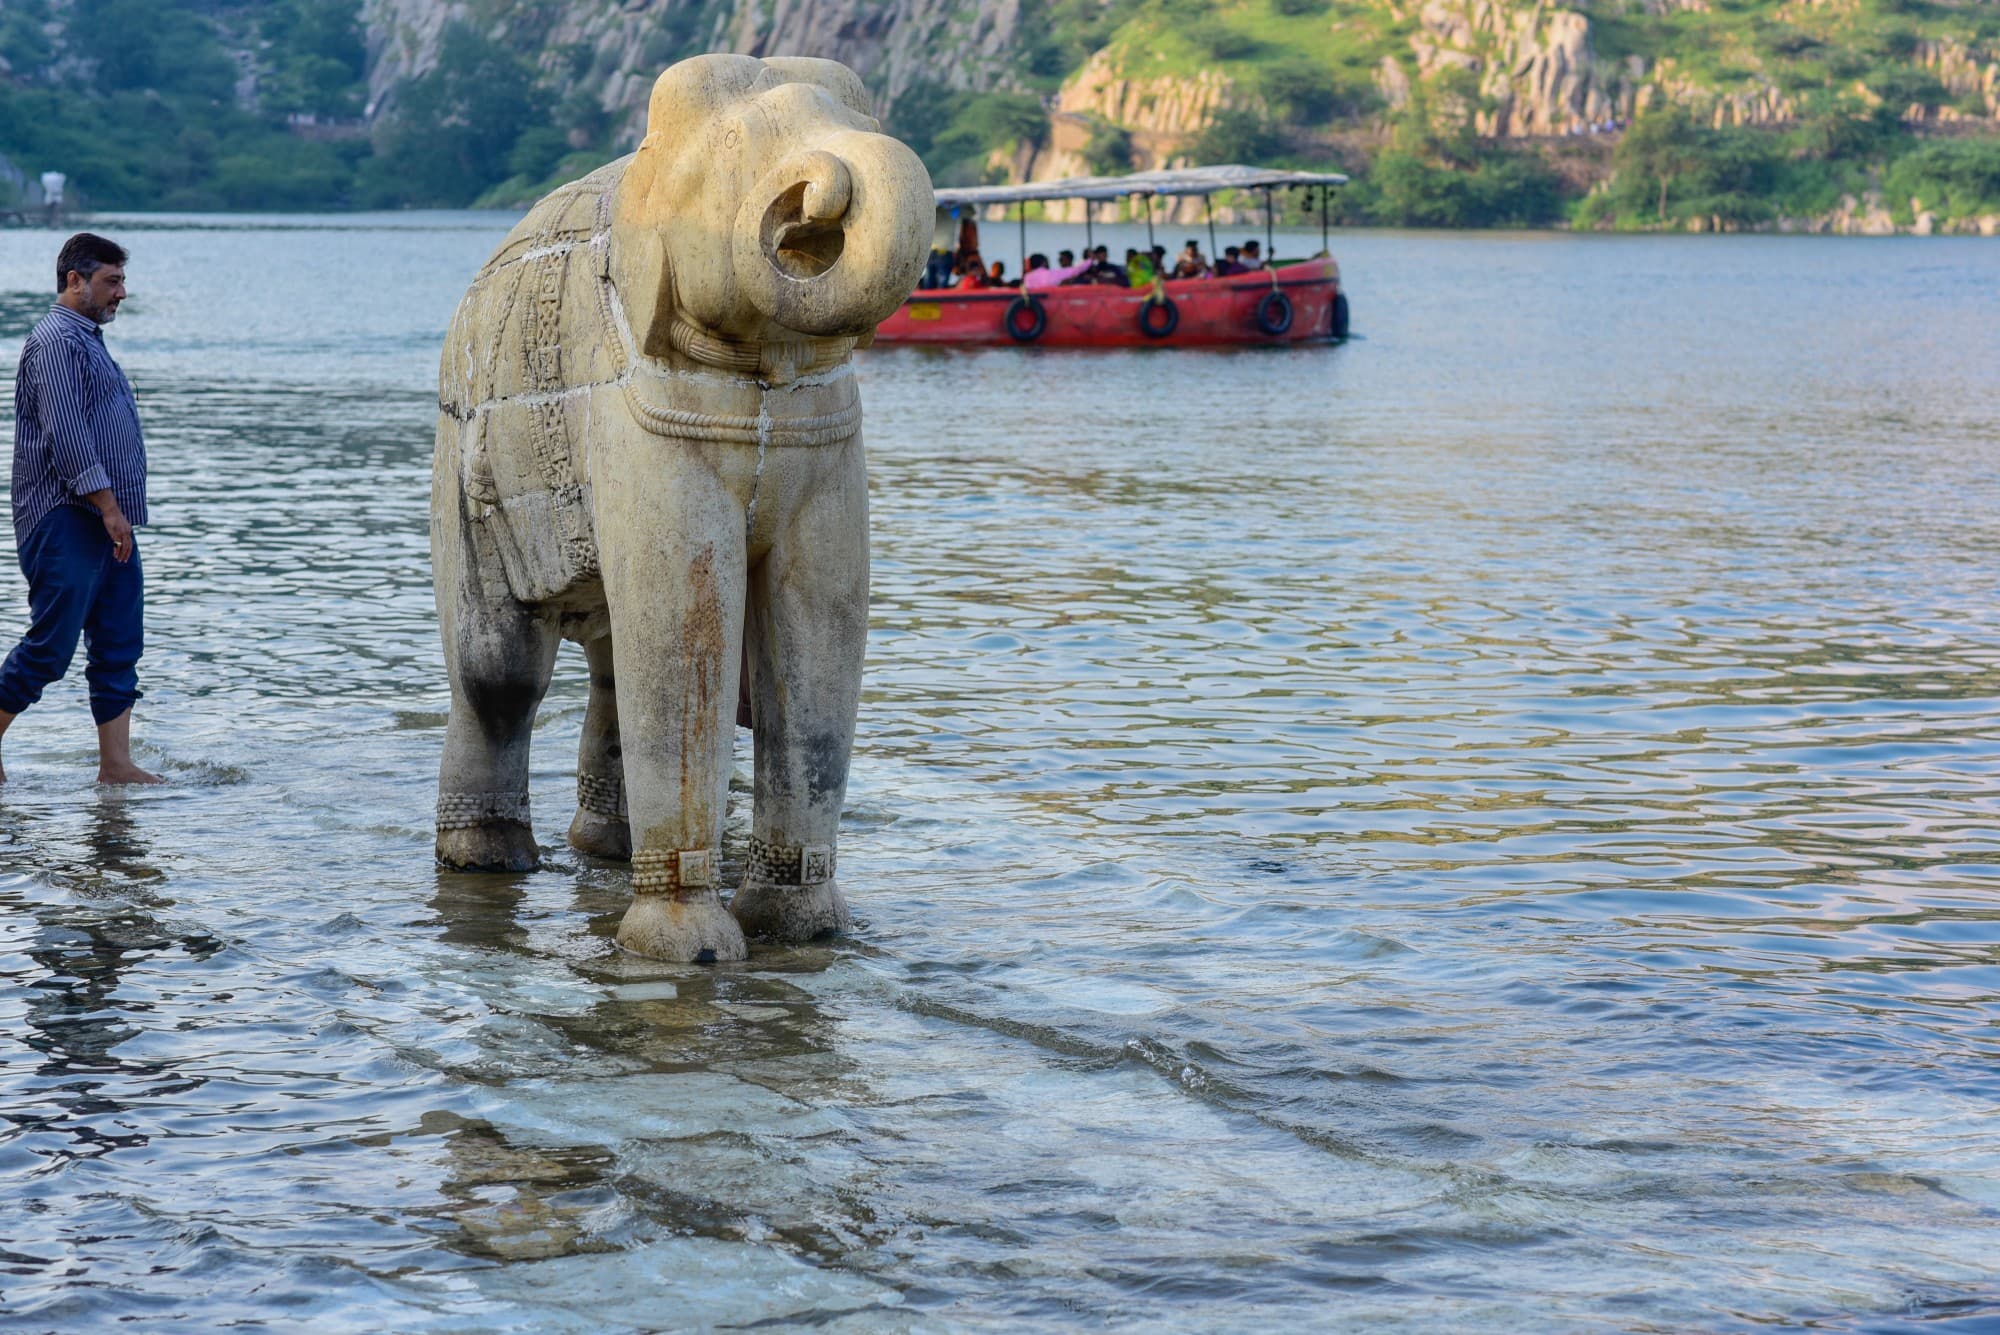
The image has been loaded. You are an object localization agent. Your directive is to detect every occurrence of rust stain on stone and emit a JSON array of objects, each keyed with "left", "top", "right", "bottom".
[{"left": 678, "top": 545, "right": 726, "bottom": 837}]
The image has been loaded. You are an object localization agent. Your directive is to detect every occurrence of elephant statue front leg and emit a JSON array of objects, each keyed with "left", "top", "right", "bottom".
[
  {"left": 598, "top": 457, "right": 749, "bottom": 963},
  {"left": 568, "top": 636, "right": 631, "bottom": 860},
  {"left": 732, "top": 443, "right": 868, "bottom": 943}
]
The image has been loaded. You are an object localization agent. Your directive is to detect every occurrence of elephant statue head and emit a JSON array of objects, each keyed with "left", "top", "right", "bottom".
[{"left": 610, "top": 54, "right": 934, "bottom": 356}]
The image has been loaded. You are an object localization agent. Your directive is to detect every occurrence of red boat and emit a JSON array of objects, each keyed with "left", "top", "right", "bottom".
[{"left": 874, "top": 164, "right": 1350, "bottom": 349}]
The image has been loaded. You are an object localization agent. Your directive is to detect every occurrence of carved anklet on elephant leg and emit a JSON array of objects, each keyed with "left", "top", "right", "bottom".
[
  {"left": 568, "top": 772, "right": 631, "bottom": 860},
  {"left": 435, "top": 791, "right": 538, "bottom": 871},
  {"left": 731, "top": 835, "right": 851, "bottom": 943},
  {"left": 616, "top": 847, "right": 748, "bottom": 963}
]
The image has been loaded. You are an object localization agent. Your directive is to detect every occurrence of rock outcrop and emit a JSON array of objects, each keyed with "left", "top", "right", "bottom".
[
  {"left": 363, "top": 0, "right": 1023, "bottom": 146},
  {"left": 1917, "top": 38, "right": 2000, "bottom": 122},
  {"left": 1389, "top": 0, "right": 1815, "bottom": 136},
  {"left": 1411, "top": 0, "right": 1616, "bottom": 134}
]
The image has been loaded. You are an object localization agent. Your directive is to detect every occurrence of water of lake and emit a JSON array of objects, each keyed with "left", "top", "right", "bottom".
[{"left": 0, "top": 213, "right": 1996, "bottom": 1331}]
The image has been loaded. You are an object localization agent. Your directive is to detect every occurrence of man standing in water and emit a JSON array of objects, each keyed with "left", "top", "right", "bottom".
[{"left": 0, "top": 233, "right": 161, "bottom": 784}]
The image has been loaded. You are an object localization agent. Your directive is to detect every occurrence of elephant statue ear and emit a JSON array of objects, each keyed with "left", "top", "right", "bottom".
[
  {"left": 642, "top": 53, "right": 766, "bottom": 139},
  {"left": 757, "top": 57, "right": 877, "bottom": 124},
  {"left": 610, "top": 139, "right": 677, "bottom": 359},
  {"left": 611, "top": 53, "right": 766, "bottom": 350}
]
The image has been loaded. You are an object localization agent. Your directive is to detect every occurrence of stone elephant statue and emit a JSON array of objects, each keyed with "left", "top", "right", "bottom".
[{"left": 430, "top": 54, "right": 932, "bottom": 962}]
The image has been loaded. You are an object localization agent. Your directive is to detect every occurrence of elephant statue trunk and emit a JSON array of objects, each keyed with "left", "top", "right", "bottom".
[
  {"left": 735, "top": 132, "right": 932, "bottom": 339},
  {"left": 430, "top": 54, "right": 932, "bottom": 963}
]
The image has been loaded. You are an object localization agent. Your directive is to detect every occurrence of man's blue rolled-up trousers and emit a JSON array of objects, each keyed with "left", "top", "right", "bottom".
[{"left": 0, "top": 505, "right": 144, "bottom": 726}]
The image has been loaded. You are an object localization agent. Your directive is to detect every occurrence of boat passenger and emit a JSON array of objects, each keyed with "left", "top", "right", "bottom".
[
  {"left": 1081, "top": 244, "right": 1127, "bottom": 287},
  {"left": 919, "top": 246, "right": 953, "bottom": 290},
  {"left": 1241, "top": 239, "right": 1265, "bottom": 270},
  {"left": 1213, "top": 246, "right": 1244, "bottom": 277},
  {"left": 1171, "top": 239, "right": 1210, "bottom": 280},
  {"left": 987, "top": 259, "right": 1015, "bottom": 288},
  {"left": 958, "top": 258, "right": 990, "bottom": 289},
  {"left": 1024, "top": 251, "right": 1092, "bottom": 292},
  {"left": 1128, "top": 248, "right": 1156, "bottom": 286}
]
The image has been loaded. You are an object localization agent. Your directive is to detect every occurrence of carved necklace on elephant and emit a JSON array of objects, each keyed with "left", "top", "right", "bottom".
[
  {"left": 663, "top": 313, "right": 850, "bottom": 383},
  {"left": 594, "top": 256, "right": 864, "bottom": 446}
]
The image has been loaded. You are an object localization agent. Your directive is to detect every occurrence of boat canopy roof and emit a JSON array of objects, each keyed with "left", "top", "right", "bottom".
[{"left": 932, "top": 163, "right": 1349, "bottom": 209}]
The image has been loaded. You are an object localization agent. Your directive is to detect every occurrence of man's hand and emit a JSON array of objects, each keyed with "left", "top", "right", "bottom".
[
  {"left": 102, "top": 508, "right": 134, "bottom": 563},
  {"left": 84, "top": 488, "right": 134, "bottom": 563}
]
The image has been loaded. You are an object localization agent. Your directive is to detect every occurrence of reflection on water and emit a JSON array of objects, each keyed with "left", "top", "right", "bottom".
[{"left": 0, "top": 217, "right": 1997, "bottom": 1329}]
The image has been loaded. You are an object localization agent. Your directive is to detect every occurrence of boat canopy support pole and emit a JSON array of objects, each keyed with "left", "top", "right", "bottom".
[
  {"left": 1085, "top": 198, "right": 1094, "bottom": 252},
  {"left": 1205, "top": 193, "right": 1217, "bottom": 264},
  {"left": 1320, "top": 185, "right": 1330, "bottom": 257},
  {"left": 1143, "top": 192, "right": 1154, "bottom": 254},
  {"left": 1018, "top": 203, "right": 1027, "bottom": 273},
  {"left": 1264, "top": 187, "right": 1275, "bottom": 263}
]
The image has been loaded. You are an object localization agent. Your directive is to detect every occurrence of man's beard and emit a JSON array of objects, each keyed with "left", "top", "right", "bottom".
[{"left": 83, "top": 300, "right": 118, "bottom": 325}]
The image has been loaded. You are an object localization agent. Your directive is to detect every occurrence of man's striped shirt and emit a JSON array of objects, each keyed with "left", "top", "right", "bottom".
[{"left": 11, "top": 303, "right": 148, "bottom": 548}]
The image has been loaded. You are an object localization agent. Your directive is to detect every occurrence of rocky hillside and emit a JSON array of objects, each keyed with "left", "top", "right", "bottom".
[
  {"left": 355, "top": 0, "right": 2000, "bottom": 164},
  {"left": 362, "top": 0, "right": 1027, "bottom": 146},
  {"left": 2, "top": 0, "right": 1997, "bottom": 229}
]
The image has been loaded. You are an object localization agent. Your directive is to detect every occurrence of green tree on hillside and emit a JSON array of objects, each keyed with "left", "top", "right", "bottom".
[
  {"left": 71, "top": 0, "right": 238, "bottom": 101},
  {"left": 1618, "top": 107, "right": 1704, "bottom": 221},
  {"left": 1083, "top": 118, "right": 1136, "bottom": 174},
  {"left": 888, "top": 83, "right": 1048, "bottom": 185},
  {"left": 359, "top": 24, "right": 552, "bottom": 207},
  {"left": 1884, "top": 138, "right": 2000, "bottom": 219},
  {"left": 1342, "top": 81, "right": 1562, "bottom": 227},
  {"left": 259, "top": 0, "right": 369, "bottom": 119},
  {"left": 1189, "top": 107, "right": 1281, "bottom": 164},
  {"left": 1260, "top": 56, "right": 1375, "bottom": 126},
  {"left": 1574, "top": 104, "right": 1881, "bottom": 229}
]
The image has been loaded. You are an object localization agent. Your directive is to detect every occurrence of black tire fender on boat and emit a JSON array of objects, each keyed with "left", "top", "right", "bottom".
[
  {"left": 1139, "top": 294, "right": 1179, "bottom": 339},
  {"left": 1004, "top": 294, "right": 1047, "bottom": 343},
  {"left": 1330, "top": 291, "right": 1351, "bottom": 340},
  {"left": 1254, "top": 288, "right": 1294, "bottom": 336}
]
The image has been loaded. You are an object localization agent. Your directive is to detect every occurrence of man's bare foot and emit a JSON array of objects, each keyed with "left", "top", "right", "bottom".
[
  {"left": 98, "top": 761, "right": 164, "bottom": 785},
  {"left": 94, "top": 710, "right": 161, "bottom": 784}
]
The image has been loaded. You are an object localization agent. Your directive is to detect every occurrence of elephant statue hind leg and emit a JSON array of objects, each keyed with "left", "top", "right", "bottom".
[
  {"left": 435, "top": 614, "right": 559, "bottom": 871},
  {"left": 434, "top": 480, "right": 561, "bottom": 872},
  {"left": 568, "top": 637, "right": 632, "bottom": 860}
]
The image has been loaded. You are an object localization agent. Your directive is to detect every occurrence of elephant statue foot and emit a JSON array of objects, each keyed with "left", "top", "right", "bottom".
[
  {"left": 731, "top": 878, "right": 851, "bottom": 943},
  {"left": 567, "top": 808, "right": 632, "bottom": 860},
  {"left": 437, "top": 793, "right": 539, "bottom": 872},
  {"left": 616, "top": 891, "right": 748, "bottom": 963}
]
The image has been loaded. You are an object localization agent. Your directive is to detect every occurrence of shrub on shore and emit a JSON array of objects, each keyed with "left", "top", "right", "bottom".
[{"left": 1573, "top": 104, "right": 1999, "bottom": 231}]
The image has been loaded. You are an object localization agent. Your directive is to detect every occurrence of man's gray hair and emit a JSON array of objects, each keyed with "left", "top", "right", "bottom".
[{"left": 56, "top": 232, "right": 128, "bottom": 293}]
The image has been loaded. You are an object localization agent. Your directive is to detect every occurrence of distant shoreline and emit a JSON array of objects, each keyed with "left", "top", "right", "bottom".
[{"left": 6, "top": 209, "right": 1993, "bottom": 240}]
